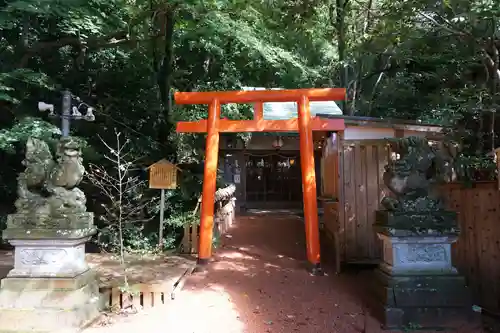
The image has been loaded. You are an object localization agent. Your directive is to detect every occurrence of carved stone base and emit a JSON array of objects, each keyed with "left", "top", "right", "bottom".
[
  {"left": 0, "top": 213, "right": 101, "bottom": 332},
  {"left": 367, "top": 233, "right": 476, "bottom": 329},
  {"left": 0, "top": 270, "right": 102, "bottom": 333},
  {"left": 6, "top": 237, "right": 89, "bottom": 278},
  {"left": 378, "top": 233, "right": 457, "bottom": 274}
]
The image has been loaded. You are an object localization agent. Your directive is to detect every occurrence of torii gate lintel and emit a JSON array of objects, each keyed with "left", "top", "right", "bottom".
[{"left": 175, "top": 88, "right": 346, "bottom": 275}]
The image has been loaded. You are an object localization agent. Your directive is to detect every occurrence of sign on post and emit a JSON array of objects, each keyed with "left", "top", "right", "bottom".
[
  {"left": 149, "top": 159, "right": 179, "bottom": 190},
  {"left": 148, "top": 159, "right": 181, "bottom": 248}
]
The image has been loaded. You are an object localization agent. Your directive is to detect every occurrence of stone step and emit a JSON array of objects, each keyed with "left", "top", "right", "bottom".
[
  {"left": 0, "top": 283, "right": 99, "bottom": 308},
  {"left": 1, "top": 269, "right": 98, "bottom": 291},
  {"left": 373, "top": 304, "right": 480, "bottom": 330},
  {"left": 372, "top": 284, "right": 471, "bottom": 308},
  {"left": 366, "top": 268, "right": 478, "bottom": 329},
  {"left": 373, "top": 268, "right": 468, "bottom": 289},
  {"left": 0, "top": 298, "right": 101, "bottom": 333},
  {"left": 370, "top": 269, "right": 472, "bottom": 308}
]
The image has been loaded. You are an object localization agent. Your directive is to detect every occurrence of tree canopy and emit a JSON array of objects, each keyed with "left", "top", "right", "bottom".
[{"left": 0, "top": 0, "right": 498, "bottom": 250}]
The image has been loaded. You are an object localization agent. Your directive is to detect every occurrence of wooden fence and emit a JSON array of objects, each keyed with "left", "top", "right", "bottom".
[
  {"left": 100, "top": 282, "right": 187, "bottom": 310},
  {"left": 321, "top": 140, "right": 391, "bottom": 264},
  {"left": 180, "top": 197, "right": 236, "bottom": 254},
  {"left": 340, "top": 141, "right": 390, "bottom": 263},
  {"left": 319, "top": 134, "right": 500, "bottom": 312},
  {"left": 442, "top": 181, "right": 500, "bottom": 313}
]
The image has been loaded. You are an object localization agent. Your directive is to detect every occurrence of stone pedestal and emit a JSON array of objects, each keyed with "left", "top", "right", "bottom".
[
  {"left": 0, "top": 213, "right": 102, "bottom": 333},
  {"left": 369, "top": 211, "right": 476, "bottom": 330},
  {"left": 378, "top": 234, "right": 458, "bottom": 275}
]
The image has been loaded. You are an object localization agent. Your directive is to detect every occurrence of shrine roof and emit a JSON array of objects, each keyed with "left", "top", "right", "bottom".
[
  {"left": 316, "top": 114, "right": 445, "bottom": 133},
  {"left": 241, "top": 86, "right": 343, "bottom": 120}
]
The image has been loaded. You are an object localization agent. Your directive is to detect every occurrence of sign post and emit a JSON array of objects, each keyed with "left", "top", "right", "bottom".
[{"left": 148, "top": 159, "right": 180, "bottom": 248}]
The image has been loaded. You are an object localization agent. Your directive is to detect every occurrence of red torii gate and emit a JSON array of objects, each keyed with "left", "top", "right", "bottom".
[{"left": 175, "top": 88, "right": 346, "bottom": 274}]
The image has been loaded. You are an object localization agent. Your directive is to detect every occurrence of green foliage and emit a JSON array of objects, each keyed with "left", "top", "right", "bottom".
[
  {"left": 0, "top": 0, "right": 498, "bottom": 254},
  {"left": 0, "top": 117, "right": 60, "bottom": 153},
  {"left": 454, "top": 154, "right": 497, "bottom": 182}
]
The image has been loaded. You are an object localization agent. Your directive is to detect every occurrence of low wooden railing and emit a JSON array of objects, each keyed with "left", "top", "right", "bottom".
[
  {"left": 180, "top": 184, "right": 236, "bottom": 254},
  {"left": 100, "top": 284, "right": 171, "bottom": 310}
]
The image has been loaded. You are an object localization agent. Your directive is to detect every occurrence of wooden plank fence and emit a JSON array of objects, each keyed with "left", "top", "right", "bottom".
[
  {"left": 338, "top": 141, "right": 390, "bottom": 263},
  {"left": 442, "top": 181, "right": 500, "bottom": 313}
]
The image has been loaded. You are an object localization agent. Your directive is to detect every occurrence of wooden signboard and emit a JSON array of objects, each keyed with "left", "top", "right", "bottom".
[
  {"left": 149, "top": 159, "right": 179, "bottom": 190},
  {"left": 148, "top": 159, "right": 180, "bottom": 190},
  {"left": 148, "top": 159, "right": 181, "bottom": 248}
]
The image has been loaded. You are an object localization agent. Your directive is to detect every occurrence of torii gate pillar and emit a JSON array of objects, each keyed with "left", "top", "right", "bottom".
[
  {"left": 197, "top": 99, "right": 220, "bottom": 265},
  {"left": 175, "top": 88, "right": 346, "bottom": 275},
  {"left": 297, "top": 95, "right": 321, "bottom": 271}
]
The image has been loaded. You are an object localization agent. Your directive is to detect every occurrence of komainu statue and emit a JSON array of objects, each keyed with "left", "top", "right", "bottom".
[
  {"left": 380, "top": 136, "right": 447, "bottom": 212},
  {"left": 0, "top": 137, "right": 99, "bottom": 333},
  {"left": 371, "top": 139, "right": 472, "bottom": 331},
  {"left": 11, "top": 137, "right": 88, "bottom": 228},
  {"left": 376, "top": 136, "right": 457, "bottom": 234}
]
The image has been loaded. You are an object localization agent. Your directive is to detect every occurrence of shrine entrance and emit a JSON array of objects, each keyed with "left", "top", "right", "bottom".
[
  {"left": 175, "top": 88, "right": 345, "bottom": 274},
  {"left": 245, "top": 152, "right": 302, "bottom": 204}
]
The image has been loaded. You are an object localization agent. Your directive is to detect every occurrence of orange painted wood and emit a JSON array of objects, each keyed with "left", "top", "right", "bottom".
[
  {"left": 176, "top": 87, "right": 346, "bottom": 269},
  {"left": 176, "top": 118, "right": 345, "bottom": 133},
  {"left": 175, "top": 88, "right": 346, "bottom": 104},
  {"left": 198, "top": 99, "right": 220, "bottom": 260},
  {"left": 297, "top": 95, "right": 321, "bottom": 265},
  {"left": 254, "top": 102, "right": 264, "bottom": 121}
]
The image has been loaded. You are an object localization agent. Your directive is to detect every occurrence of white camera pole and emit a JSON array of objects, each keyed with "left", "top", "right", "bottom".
[
  {"left": 38, "top": 90, "right": 95, "bottom": 136},
  {"left": 61, "top": 90, "right": 71, "bottom": 137}
]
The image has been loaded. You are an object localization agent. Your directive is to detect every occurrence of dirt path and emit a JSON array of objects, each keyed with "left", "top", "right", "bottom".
[
  {"left": 175, "top": 213, "right": 368, "bottom": 333},
  {"left": 87, "top": 213, "right": 483, "bottom": 333}
]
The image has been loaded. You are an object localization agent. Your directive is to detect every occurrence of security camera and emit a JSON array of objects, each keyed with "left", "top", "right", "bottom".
[
  {"left": 71, "top": 106, "right": 83, "bottom": 118},
  {"left": 38, "top": 101, "right": 56, "bottom": 116},
  {"left": 85, "top": 107, "right": 95, "bottom": 121},
  {"left": 38, "top": 101, "right": 54, "bottom": 113}
]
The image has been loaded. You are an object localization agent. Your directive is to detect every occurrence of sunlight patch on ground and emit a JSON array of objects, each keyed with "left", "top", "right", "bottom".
[
  {"left": 212, "top": 260, "right": 250, "bottom": 272},
  {"left": 85, "top": 285, "right": 245, "bottom": 333},
  {"left": 162, "top": 286, "right": 245, "bottom": 333},
  {"left": 277, "top": 254, "right": 296, "bottom": 261},
  {"left": 263, "top": 262, "right": 280, "bottom": 269},
  {"left": 236, "top": 246, "right": 253, "bottom": 251},
  {"left": 218, "top": 250, "right": 257, "bottom": 261}
]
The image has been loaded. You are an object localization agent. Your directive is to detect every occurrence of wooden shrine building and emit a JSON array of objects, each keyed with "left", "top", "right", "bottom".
[{"left": 174, "top": 87, "right": 444, "bottom": 273}]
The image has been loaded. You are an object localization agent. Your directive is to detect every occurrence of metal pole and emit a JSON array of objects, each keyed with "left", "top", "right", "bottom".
[
  {"left": 61, "top": 90, "right": 71, "bottom": 137},
  {"left": 159, "top": 189, "right": 165, "bottom": 248}
]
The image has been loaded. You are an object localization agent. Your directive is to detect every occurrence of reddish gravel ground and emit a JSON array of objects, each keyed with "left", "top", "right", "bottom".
[
  {"left": 170, "top": 212, "right": 484, "bottom": 333},
  {"left": 86, "top": 212, "right": 485, "bottom": 333}
]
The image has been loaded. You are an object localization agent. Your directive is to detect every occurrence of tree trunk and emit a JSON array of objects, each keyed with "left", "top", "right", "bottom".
[
  {"left": 156, "top": 7, "right": 176, "bottom": 159},
  {"left": 336, "top": 0, "right": 348, "bottom": 113}
]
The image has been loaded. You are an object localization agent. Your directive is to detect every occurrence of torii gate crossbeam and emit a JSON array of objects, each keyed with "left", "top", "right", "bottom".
[{"left": 175, "top": 88, "right": 346, "bottom": 275}]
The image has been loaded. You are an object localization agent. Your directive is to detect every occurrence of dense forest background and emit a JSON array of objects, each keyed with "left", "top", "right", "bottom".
[{"left": 0, "top": 0, "right": 498, "bottom": 252}]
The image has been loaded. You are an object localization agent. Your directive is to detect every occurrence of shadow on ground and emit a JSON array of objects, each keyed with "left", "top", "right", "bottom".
[
  {"left": 176, "top": 213, "right": 484, "bottom": 333},
  {"left": 0, "top": 250, "right": 13, "bottom": 279},
  {"left": 0, "top": 214, "right": 487, "bottom": 333}
]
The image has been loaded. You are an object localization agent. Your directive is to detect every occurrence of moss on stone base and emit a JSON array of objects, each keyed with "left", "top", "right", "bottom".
[{"left": 0, "top": 270, "right": 102, "bottom": 333}]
